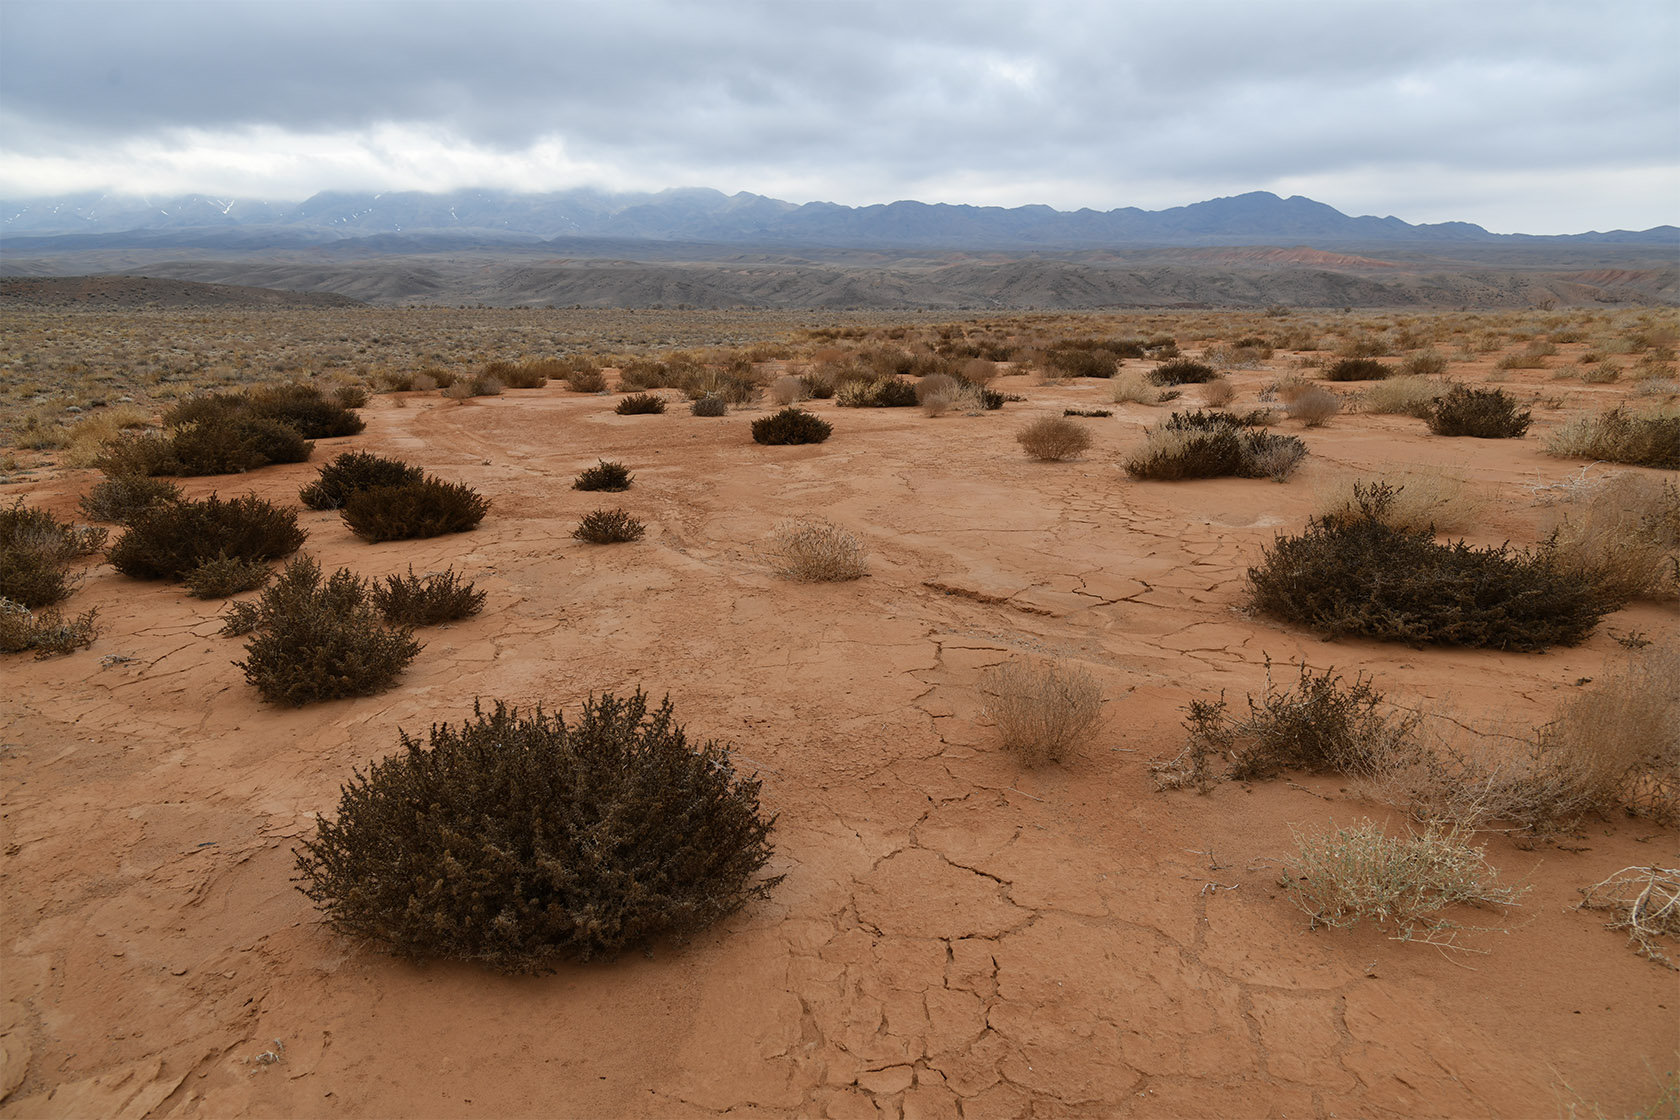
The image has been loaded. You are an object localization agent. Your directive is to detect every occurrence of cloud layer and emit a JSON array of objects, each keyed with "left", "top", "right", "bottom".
[{"left": 3, "top": 0, "right": 1676, "bottom": 233}]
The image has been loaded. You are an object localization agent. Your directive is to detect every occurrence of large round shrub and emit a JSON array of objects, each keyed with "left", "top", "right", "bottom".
[
  {"left": 294, "top": 692, "right": 781, "bottom": 970},
  {"left": 340, "top": 477, "right": 489, "bottom": 541},
  {"left": 107, "top": 492, "right": 305, "bottom": 580},
  {"left": 300, "top": 451, "right": 424, "bottom": 510},
  {"left": 752, "top": 408, "right": 832, "bottom": 445},
  {"left": 1426, "top": 384, "right": 1531, "bottom": 438}
]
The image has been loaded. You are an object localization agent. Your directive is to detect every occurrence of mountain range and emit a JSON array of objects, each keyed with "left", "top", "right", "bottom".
[{"left": 4, "top": 188, "right": 1674, "bottom": 251}]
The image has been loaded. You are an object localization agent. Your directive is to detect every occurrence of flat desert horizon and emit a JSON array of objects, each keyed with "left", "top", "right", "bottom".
[{"left": 2, "top": 298, "right": 1677, "bottom": 1118}]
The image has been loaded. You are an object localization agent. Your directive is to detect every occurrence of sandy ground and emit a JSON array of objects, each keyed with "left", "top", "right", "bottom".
[{"left": 2, "top": 361, "right": 1676, "bottom": 1118}]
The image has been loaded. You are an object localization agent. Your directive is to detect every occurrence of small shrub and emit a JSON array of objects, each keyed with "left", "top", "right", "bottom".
[
  {"left": 770, "top": 375, "right": 808, "bottom": 406},
  {"left": 1016, "top": 416, "right": 1093, "bottom": 461},
  {"left": 1286, "top": 387, "right": 1341, "bottom": 427},
  {"left": 1544, "top": 475, "right": 1680, "bottom": 604},
  {"left": 1247, "top": 487, "right": 1611, "bottom": 649},
  {"left": 300, "top": 451, "right": 425, "bottom": 511},
  {"left": 836, "top": 377, "right": 919, "bottom": 408},
  {"left": 1147, "top": 358, "right": 1218, "bottom": 386},
  {"left": 488, "top": 360, "right": 550, "bottom": 389},
  {"left": 1110, "top": 372, "right": 1164, "bottom": 406},
  {"left": 0, "top": 599, "right": 99, "bottom": 658},
  {"left": 108, "top": 493, "right": 305, "bottom": 581},
  {"left": 1323, "top": 358, "right": 1392, "bottom": 381},
  {"left": 182, "top": 554, "right": 273, "bottom": 599},
  {"left": 1282, "top": 822, "right": 1526, "bottom": 941},
  {"left": 1402, "top": 351, "right": 1448, "bottom": 377},
  {"left": 564, "top": 365, "right": 607, "bottom": 393},
  {"left": 79, "top": 475, "right": 181, "bottom": 524},
  {"left": 1578, "top": 865, "right": 1680, "bottom": 969},
  {"left": 1313, "top": 471, "right": 1481, "bottom": 536},
  {"left": 752, "top": 408, "right": 832, "bottom": 446},
  {"left": 798, "top": 371, "right": 837, "bottom": 400},
  {"left": 1124, "top": 423, "right": 1306, "bottom": 482},
  {"left": 1200, "top": 379, "right": 1236, "bottom": 408},
  {"left": 443, "top": 373, "right": 503, "bottom": 398},
  {"left": 168, "top": 416, "right": 315, "bottom": 475},
  {"left": 243, "top": 382, "right": 367, "bottom": 438},
  {"left": 573, "top": 460, "right": 633, "bottom": 492},
  {"left": 373, "top": 565, "right": 486, "bottom": 626},
  {"left": 93, "top": 431, "right": 180, "bottom": 477},
  {"left": 0, "top": 500, "right": 106, "bottom": 608},
  {"left": 615, "top": 393, "right": 667, "bottom": 415},
  {"left": 1426, "top": 384, "right": 1531, "bottom": 438},
  {"left": 219, "top": 599, "right": 260, "bottom": 637},
  {"left": 768, "top": 520, "right": 867, "bottom": 582},
  {"left": 1045, "top": 349, "right": 1119, "bottom": 378},
  {"left": 1064, "top": 408, "right": 1112, "bottom": 418},
  {"left": 1358, "top": 375, "right": 1447, "bottom": 418},
  {"left": 293, "top": 692, "right": 781, "bottom": 969},
  {"left": 689, "top": 395, "right": 728, "bottom": 417},
  {"left": 341, "top": 477, "right": 490, "bottom": 542},
  {"left": 980, "top": 658, "right": 1103, "bottom": 767},
  {"left": 236, "top": 556, "right": 421, "bottom": 706},
  {"left": 573, "top": 508, "right": 645, "bottom": 544},
  {"left": 1546, "top": 407, "right": 1680, "bottom": 469}
]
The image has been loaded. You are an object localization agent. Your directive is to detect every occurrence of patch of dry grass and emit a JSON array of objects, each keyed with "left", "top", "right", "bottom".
[
  {"left": 1313, "top": 466, "right": 1483, "bottom": 535},
  {"left": 767, "top": 519, "right": 868, "bottom": 582},
  {"left": 980, "top": 657, "right": 1103, "bottom": 767}
]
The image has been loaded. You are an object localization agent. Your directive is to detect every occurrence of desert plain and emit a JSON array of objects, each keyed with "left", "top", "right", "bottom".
[{"left": 1, "top": 297, "right": 1676, "bottom": 1118}]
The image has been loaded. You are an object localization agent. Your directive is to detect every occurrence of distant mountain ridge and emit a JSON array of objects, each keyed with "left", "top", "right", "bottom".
[{"left": 4, "top": 188, "right": 1674, "bottom": 250}]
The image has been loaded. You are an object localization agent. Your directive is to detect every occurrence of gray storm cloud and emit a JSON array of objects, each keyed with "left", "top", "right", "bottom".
[{"left": 2, "top": 0, "right": 1676, "bottom": 232}]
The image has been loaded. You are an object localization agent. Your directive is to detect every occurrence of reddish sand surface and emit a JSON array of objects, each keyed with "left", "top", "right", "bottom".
[{"left": 3, "top": 359, "right": 1676, "bottom": 1118}]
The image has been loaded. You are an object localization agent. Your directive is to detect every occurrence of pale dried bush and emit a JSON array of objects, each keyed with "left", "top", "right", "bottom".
[
  {"left": 1015, "top": 416, "right": 1094, "bottom": 461},
  {"left": 962, "top": 359, "right": 999, "bottom": 386},
  {"left": 1267, "top": 374, "right": 1315, "bottom": 404},
  {"left": 1535, "top": 645, "right": 1679, "bottom": 825},
  {"left": 1543, "top": 474, "right": 1680, "bottom": 604},
  {"left": 1578, "top": 865, "right": 1680, "bottom": 969},
  {"left": 1283, "top": 821, "right": 1527, "bottom": 944},
  {"left": 1286, "top": 386, "right": 1341, "bottom": 427},
  {"left": 770, "top": 374, "right": 808, "bottom": 406},
  {"left": 1200, "top": 378, "right": 1236, "bottom": 408},
  {"left": 980, "top": 658, "right": 1103, "bottom": 766},
  {"left": 1313, "top": 467, "right": 1483, "bottom": 535},
  {"left": 767, "top": 519, "right": 867, "bottom": 582},
  {"left": 1357, "top": 375, "right": 1447, "bottom": 418},
  {"left": 1110, "top": 372, "right": 1164, "bottom": 406}
]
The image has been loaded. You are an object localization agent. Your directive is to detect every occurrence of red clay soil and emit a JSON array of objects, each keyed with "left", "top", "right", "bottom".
[{"left": 2, "top": 361, "right": 1675, "bottom": 1118}]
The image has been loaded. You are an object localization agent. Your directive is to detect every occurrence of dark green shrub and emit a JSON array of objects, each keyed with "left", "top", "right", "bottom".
[
  {"left": 615, "top": 393, "right": 667, "bottom": 415},
  {"left": 752, "top": 408, "right": 832, "bottom": 445},
  {"left": 168, "top": 416, "right": 314, "bottom": 475},
  {"left": 1324, "top": 358, "right": 1393, "bottom": 382},
  {"left": 79, "top": 475, "right": 182, "bottom": 524},
  {"left": 1147, "top": 358, "right": 1216, "bottom": 385},
  {"left": 182, "top": 554, "right": 274, "bottom": 599},
  {"left": 573, "top": 460, "right": 633, "bottom": 492},
  {"left": 236, "top": 556, "right": 421, "bottom": 706},
  {"left": 293, "top": 692, "right": 780, "bottom": 970},
  {"left": 1547, "top": 408, "right": 1680, "bottom": 469},
  {"left": 108, "top": 493, "right": 305, "bottom": 581},
  {"left": 300, "top": 452, "right": 425, "bottom": 510},
  {"left": 1046, "top": 349, "right": 1119, "bottom": 378},
  {"left": 690, "top": 395, "right": 728, "bottom": 417},
  {"left": 373, "top": 565, "right": 486, "bottom": 626},
  {"left": 1125, "top": 422, "right": 1306, "bottom": 481},
  {"left": 0, "top": 599, "right": 100, "bottom": 659},
  {"left": 1426, "top": 384, "right": 1532, "bottom": 438},
  {"left": 573, "top": 508, "right": 645, "bottom": 544},
  {"left": 1155, "top": 664, "right": 1421, "bottom": 791},
  {"left": 340, "top": 477, "right": 489, "bottom": 542},
  {"left": 1248, "top": 487, "right": 1610, "bottom": 650},
  {"left": 0, "top": 500, "right": 106, "bottom": 609}
]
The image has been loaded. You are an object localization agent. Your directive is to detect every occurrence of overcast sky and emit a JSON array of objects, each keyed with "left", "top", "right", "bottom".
[{"left": 2, "top": 0, "right": 1676, "bottom": 234}]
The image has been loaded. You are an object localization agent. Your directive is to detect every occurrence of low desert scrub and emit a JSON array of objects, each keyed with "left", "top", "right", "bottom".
[
  {"left": 1324, "top": 357, "right": 1393, "bottom": 382},
  {"left": 1064, "top": 408, "right": 1112, "bottom": 418},
  {"left": 1578, "top": 865, "right": 1680, "bottom": 969},
  {"left": 798, "top": 370, "right": 838, "bottom": 399},
  {"left": 166, "top": 383, "right": 365, "bottom": 440},
  {"left": 1152, "top": 663, "right": 1421, "bottom": 791},
  {"left": 1200, "top": 379, "right": 1236, "bottom": 408},
  {"left": 1110, "top": 372, "right": 1168, "bottom": 406},
  {"left": 1247, "top": 486, "right": 1610, "bottom": 650},
  {"left": 836, "top": 377, "right": 918, "bottom": 408},
  {"left": 1313, "top": 473, "right": 1482, "bottom": 536},
  {"left": 573, "top": 460, "right": 633, "bottom": 492},
  {"left": 752, "top": 408, "right": 832, "bottom": 445},
  {"left": 915, "top": 373, "right": 959, "bottom": 416},
  {"left": 1401, "top": 350, "right": 1448, "bottom": 377},
  {"left": 181, "top": 554, "right": 274, "bottom": 599},
  {"left": 235, "top": 556, "right": 421, "bottom": 706},
  {"left": 1426, "top": 384, "right": 1532, "bottom": 438},
  {"left": 980, "top": 657, "right": 1103, "bottom": 766},
  {"left": 292, "top": 692, "right": 781, "bottom": 970},
  {"left": 1356, "top": 375, "right": 1447, "bottom": 418},
  {"left": 1147, "top": 358, "right": 1219, "bottom": 386},
  {"left": 78, "top": 475, "right": 182, "bottom": 524},
  {"left": 770, "top": 374, "right": 808, "bottom": 406},
  {"left": 1282, "top": 821, "right": 1527, "bottom": 945},
  {"left": 1124, "top": 416, "right": 1306, "bottom": 481},
  {"left": 1546, "top": 407, "right": 1680, "bottom": 469},
  {"left": 563, "top": 361, "right": 608, "bottom": 393},
  {"left": 1266, "top": 374, "right": 1315, "bottom": 404},
  {"left": 572, "top": 508, "right": 645, "bottom": 544},
  {"left": 1285, "top": 387, "right": 1341, "bottom": 427},
  {"left": 107, "top": 493, "right": 304, "bottom": 582},
  {"left": 1016, "top": 416, "right": 1094, "bottom": 461},
  {"left": 341, "top": 477, "right": 490, "bottom": 542},
  {"left": 615, "top": 392, "right": 667, "bottom": 415},
  {"left": 0, "top": 598, "right": 100, "bottom": 658},
  {"left": 1543, "top": 474, "right": 1680, "bottom": 604},
  {"left": 372, "top": 565, "right": 486, "bottom": 626},
  {"left": 767, "top": 519, "right": 867, "bottom": 582},
  {"left": 57, "top": 405, "right": 155, "bottom": 467},
  {"left": 442, "top": 372, "right": 503, "bottom": 398},
  {"left": 482, "top": 359, "right": 552, "bottom": 389},
  {"left": 1045, "top": 348, "right": 1119, "bottom": 379},
  {"left": 158, "top": 416, "right": 315, "bottom": 477},
  {"left": 0, "top": 499, "right": 106, "bottom": 608},
  {"left": 300, "top": 451, "right": 425, "bottom": 511},
  {"left": 690, "top": 395, "right": 728, "bottom": 416}
]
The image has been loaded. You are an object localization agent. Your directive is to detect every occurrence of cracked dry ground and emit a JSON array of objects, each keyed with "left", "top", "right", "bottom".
[{"left": 3, "top": 370, "right": 1676, "bottom": 1118}]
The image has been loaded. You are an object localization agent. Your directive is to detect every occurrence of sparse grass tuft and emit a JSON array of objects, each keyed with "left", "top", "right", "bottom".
[
  {"left": 767, "top": 519, "right": 867, "bottom": 582},
  {"left": 1546, "top": 407, "right": 1680, "bottom": 469},
  {"left": 1016, "top": 416, "right": 1094, "bottom": 461},
  {"left": 980, "top": 657, "right": 1103, "bottom": 767},
  {"left": 1313, "top": 471, "right": 1482, "bottom": 536}
]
